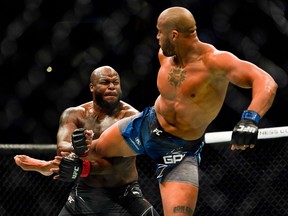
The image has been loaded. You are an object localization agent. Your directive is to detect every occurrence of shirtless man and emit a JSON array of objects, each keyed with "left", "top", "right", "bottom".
[
  {"left": 75, "top": 7, "right": 278, "bottom": 216},
  {"left": 14, "top": 66, "right": 159, "bottom": 216}
]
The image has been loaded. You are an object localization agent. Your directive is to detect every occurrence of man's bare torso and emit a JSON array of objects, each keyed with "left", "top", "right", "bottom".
[
  {"left": 155, "top": 47, "right": 230, "bottom": 140},
  {"left": 78, "top": 101, "right": 138, "bottom": 187}
]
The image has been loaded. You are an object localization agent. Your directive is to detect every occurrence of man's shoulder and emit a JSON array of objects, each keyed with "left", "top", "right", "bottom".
[
  {"left": 202, "top": 45, "right": 236, "bottom": 69},
  {"left": 62, "top": 102, "right": 90, "bottom": 114},
  {"left": 119, "top": 101, "right": 139, "bottom": 116},
  {"left": 120, "top": 101, "right": 138, "bottom": 111}
]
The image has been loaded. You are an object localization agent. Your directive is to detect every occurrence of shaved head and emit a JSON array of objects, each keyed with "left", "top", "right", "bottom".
[
  {"left": 158, "top": 7, "right": 196, "bottom": 35},
  {"left": 90, "top": 66, "right": 119, "bottom": 84}
]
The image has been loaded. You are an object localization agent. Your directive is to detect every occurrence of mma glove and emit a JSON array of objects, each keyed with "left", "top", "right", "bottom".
[
  {"left": 58, "top": 154, "right": 91, "bottom": 182},
  {"left": 71, "top": 128, "right": 89, "bottom": 157},
  {"left": 231, "top": 110, "right": 260, "bottom": 146}
]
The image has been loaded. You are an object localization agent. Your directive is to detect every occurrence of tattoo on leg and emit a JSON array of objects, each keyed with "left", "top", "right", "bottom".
[{"left": 173, "top": 206, "right": 194, "bottom": 215}]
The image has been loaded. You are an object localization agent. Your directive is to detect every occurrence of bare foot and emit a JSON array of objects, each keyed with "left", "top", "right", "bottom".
[{"left": 14, "top": 155, "right": 56, "bottom": 176}]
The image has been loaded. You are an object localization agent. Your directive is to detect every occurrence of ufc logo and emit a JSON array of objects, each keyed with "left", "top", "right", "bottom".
[
  {"left": 163, "top": 154, "right": 185, "bottom": 164},
  {"left": 153, "top": 128, "right": 163, "bottom": 136},
  {"left": 68, "top": 195, "right": 75, "bottom": 204},
  {"left": 72, "top": 166, "right": 80, "bottom": 179},
  {"left": 237, "top": 125, "right": 256, "bottom": 133}
]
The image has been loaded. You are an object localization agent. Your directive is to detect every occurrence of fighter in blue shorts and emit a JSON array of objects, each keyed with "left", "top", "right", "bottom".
[
  {"left": 119, "top": 106, "right": 204, "bottom": 185},
  {"left": 77, "top": 7, "right": 277, "bottom": 215}
]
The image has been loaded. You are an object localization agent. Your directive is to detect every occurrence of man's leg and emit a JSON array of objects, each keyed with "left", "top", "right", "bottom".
[
  {"left": 159, "top": 182, "right": 198, "bottom": 216},
  {"left": 14, "top": 155, "right": 57, "bottom": 176},
  {"left": 158, "top": 156, "right": 200, "bottom": 215}
]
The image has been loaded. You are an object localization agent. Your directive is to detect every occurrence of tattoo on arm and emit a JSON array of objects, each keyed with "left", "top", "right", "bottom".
[{"left": 173, "top": 206, "right": 194, "bottom": 215}]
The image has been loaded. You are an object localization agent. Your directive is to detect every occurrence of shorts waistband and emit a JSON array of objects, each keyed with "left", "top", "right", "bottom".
[{"left": 148, "top": 106, "right": 204, "bottom": 150}]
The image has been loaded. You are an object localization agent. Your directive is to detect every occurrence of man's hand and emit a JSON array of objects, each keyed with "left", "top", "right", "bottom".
[
  {"left": 51, "top": 151, "right": 91, "bottom": 180},
  {"left": 231, "top": 110, "right": 260, "bottom": 150},
  {"left": 71, "top": 128, "right": 92, "bottom": 156},
  {"left": 53, "top": 153, "right": 83, "bottom": 182}
]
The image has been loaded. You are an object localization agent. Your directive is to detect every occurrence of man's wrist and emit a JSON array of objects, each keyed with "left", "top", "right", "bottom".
[{"left": 241, "top": 110, "right": 260, "bottom": 124}]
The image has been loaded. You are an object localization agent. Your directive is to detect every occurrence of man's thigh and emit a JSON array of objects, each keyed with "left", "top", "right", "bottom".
[
  {"left": 159, "top": 156, "right": 199, "bottom": 216},
  {"left": 159, "top": 181, "right": 198, "bottom": 216}
]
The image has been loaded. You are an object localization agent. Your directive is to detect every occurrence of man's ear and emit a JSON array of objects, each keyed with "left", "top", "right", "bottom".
[
  {"left": 89, "top": 83, "right": 94, "bottom": 93},
  {"left": 171, "top": 30, "right": 179, "bottom": 40}
]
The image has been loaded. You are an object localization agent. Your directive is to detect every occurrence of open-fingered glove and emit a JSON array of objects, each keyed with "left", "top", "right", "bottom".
[
  {"left": 58, "top": 154, "right": 91, "bottom": 182},
  {"left": 71, "top": 128, "right": 89, "bottom": 156},
  {"left": 231, "top": 110, "right": 260, "bottom": 146}
]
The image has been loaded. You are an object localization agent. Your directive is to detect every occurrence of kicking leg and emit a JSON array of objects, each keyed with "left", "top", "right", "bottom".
[{"left": 14, "top": 155, "right": 57, "bottom": 176}]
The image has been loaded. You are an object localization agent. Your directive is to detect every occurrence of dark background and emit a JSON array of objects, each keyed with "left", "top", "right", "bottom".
[
  {"left": 0, "top": 0, "right": 287, "bottom": 144},
  {"left": 1, "top": 1, "right": 288, "bottom": 215}
]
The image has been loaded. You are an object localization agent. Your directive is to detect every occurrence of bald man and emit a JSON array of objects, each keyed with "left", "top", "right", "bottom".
[
  {"left": 76, "top": 7, "right": 277, "bottom": 216},
  {"left": 15, "top": 66, "right": 159, "bottom": 216}
]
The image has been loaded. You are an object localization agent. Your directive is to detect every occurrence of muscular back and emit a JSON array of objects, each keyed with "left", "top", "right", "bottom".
[
  {"left": 155, "top": 45, "right": 230, "bottom": 140},
  {"left": 58, "top": 100, "right": 139, "bottom": 187}
]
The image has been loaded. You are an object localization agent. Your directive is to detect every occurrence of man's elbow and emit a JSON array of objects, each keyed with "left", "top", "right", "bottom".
[
  {"left": 270, "top": 79, "right": 278, "bottom": 98},
  {"left": 266, "top": 78, "right": 278, "bottom": 103}
]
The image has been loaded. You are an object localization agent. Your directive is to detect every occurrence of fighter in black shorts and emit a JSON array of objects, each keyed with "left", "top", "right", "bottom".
[
  {"left": 15, "top": 66, "right": 159, "bottom": 216},
  {"left": 59, "top": 180, "right": 155, "bottom": 215}
]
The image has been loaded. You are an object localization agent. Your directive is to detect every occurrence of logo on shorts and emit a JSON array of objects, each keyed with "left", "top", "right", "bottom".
[
  {"left": 156, "top": 164, "right": 168, "bottom": 179},
  {"left": 129, "top": 137, "right": 141, "bottom": 150},
  {"left": 153, "top": 128, "right": 163, "bottom": 136},
  {"left": 135, "top": 137, "right": 141, "bottom": 145},
  {"left": 163, "top": 153, "right": 185, "bottom": 164},
  {"left": 68, "top": 195, "right": 75, "bottom": 204}
]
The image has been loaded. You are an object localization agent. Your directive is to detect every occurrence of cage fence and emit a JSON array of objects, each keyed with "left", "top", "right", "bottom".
[{"left": 1, "top": 135, "right": 287, "bottom": 216}]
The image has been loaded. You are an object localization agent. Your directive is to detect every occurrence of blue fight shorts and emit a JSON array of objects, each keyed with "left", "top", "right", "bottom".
[{"left": 118, "top": 106, "right": 204, "bottom": 185}]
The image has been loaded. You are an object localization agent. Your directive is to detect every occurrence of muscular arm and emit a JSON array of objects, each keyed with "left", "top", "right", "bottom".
[
  {"left": 14, "top": 107, "right": 83, "bottom": 175},
  {"left": 215, "top": 52, "right": 277, "bottom": 117},
  {"left": 210, "top": 51, "right": 278, "bottom": 150},
  {"left": 56, "top": 107, "right": 83, "bottom": 155}
]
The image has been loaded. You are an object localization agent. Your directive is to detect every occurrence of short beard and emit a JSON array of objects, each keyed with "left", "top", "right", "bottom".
[
  {"left": 95, "top": 93, "right": 121, "bottom": 114},
  {"left": 162, "top": 38, "right": 175, "bottom": 57}
]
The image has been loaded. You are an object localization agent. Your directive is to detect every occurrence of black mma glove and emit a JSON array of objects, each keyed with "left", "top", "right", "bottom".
[
  {"left": 58, "top": 154, "right": 91, "bottom": 182},
  {"left": 231, "top": 110, "right": 260, "bottom": 146},
  {"left": 58, "top": 154, "right": 83, "bottom": 182},
  {"left": 71, "top": 128, "right": 89, "bottom": 156}
]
